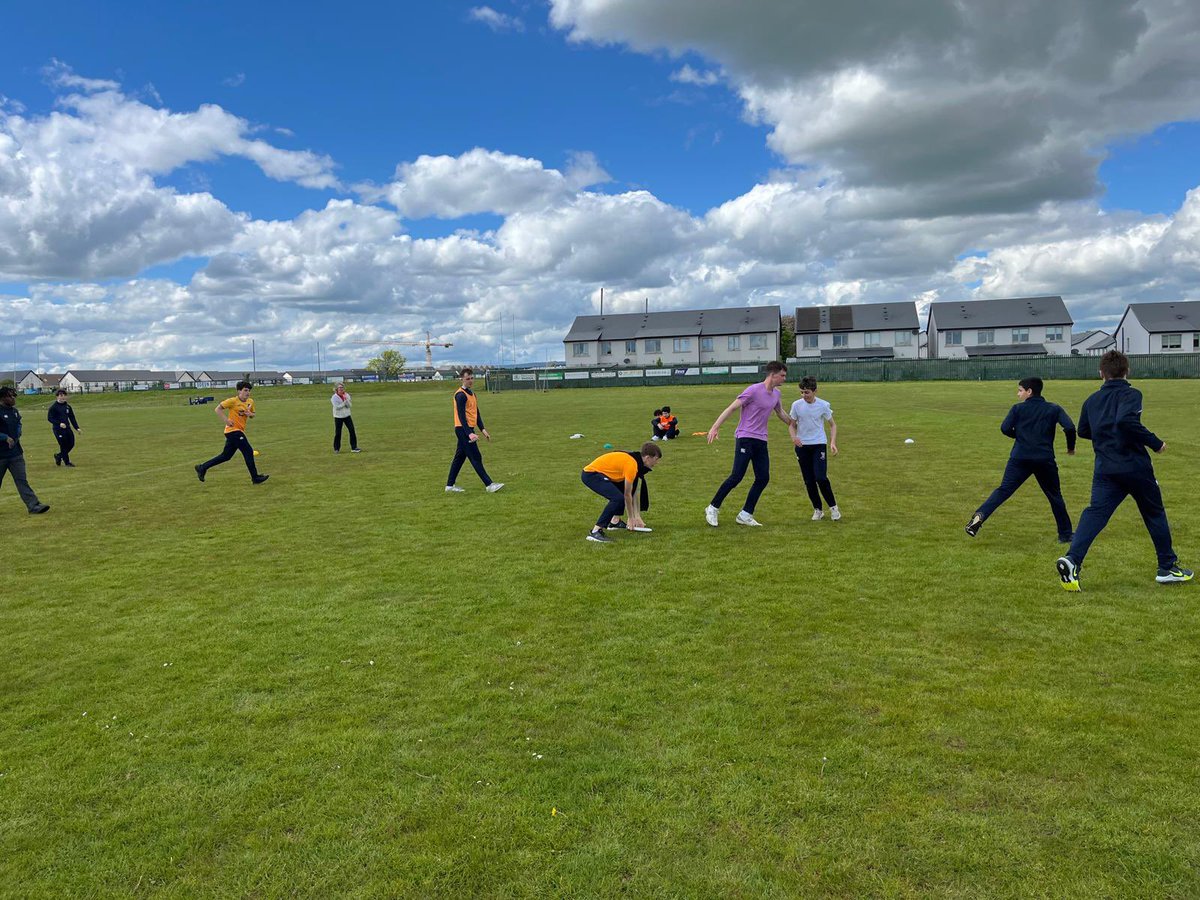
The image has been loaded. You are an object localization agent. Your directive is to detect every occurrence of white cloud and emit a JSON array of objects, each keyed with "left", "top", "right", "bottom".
[
  {"left": 670, "top": 65, "right": 720, "bottom": 87},
  {"left": 468, "top": 6, "right": 525, "bottom": 32}
]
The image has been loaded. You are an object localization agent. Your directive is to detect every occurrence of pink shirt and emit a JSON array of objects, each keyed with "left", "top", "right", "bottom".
[{"left": 734, "top": 382, "right": 783, "bottom": 440}]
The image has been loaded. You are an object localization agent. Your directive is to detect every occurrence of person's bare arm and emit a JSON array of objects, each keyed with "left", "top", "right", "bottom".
[{"left": 707, "top": 399, "right": 743, "bottom": 444}]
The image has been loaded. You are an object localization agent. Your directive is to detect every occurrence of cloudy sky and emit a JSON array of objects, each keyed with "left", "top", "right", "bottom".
[{"left": 4, "top": 0, "right": 1200, "bottom": 372}]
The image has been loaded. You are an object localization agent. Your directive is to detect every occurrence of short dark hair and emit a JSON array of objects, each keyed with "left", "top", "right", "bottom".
[
  {"left": 653, "top": 408, "right": 662, "bottom": 417},
  {"left": 1019, "top": 377, "right": 1043, "bottom": 396},
  {"left": 640, "top": 441, "right": 662, "bottom": 459},
  {"left": 799, "top": 375, "right": 817, "bottom": 392},
  {"left": 0, "top": 386, "right": 15, "bottom": 399},
  {"left": 236, "top": 380, "right": 254, "bottom": 391},
  {"left": 765, "top": 361, "right": 786, "bottom": 375},
  {"left": 56, "top": 388, "right": 68, "bottom": 396},
  {"left": 1099, "top": 350, "right": 1129, "bottom": 380},
  {"left": 459, "top": 367, "right": 474, "bottom": 378},
  {"left": 661, "top": 406, "right": 670, "bottom": 414}
]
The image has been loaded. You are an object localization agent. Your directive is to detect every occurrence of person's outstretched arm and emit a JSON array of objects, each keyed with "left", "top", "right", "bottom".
[{"left": 707, "top": 399, "right": 743, "bottom": 444}]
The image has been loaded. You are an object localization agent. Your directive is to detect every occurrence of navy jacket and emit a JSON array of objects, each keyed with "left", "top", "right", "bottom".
[
  {"left": 47, "top": 401, "right": 80, "bottom": 430},
  {"left": 1077, "top": 378, "right": 1163, "bottom": 475},
  {"left": 1000, "top": 395, "right": 1076, "bottom": 460},
  {"left": 0, "top": 404, "right": 23, "bottom": 459}
]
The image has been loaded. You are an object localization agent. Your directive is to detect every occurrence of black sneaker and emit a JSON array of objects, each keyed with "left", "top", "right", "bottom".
[
  {"left": 1156, "top": 565, "right": 1194, "bottom": 584},
  {"left": 965, "top": 514, "right": 984, "bottom": 537},
  {"left": 605, "top": 520, "right": 628, "bottom": 530},
  {"left": 195, "top": 464, "right": 206, "bottom": 483},
  {"left": 64, "top": 461, "right": 75, "bottom": 467},
  {"left": 252, "top": 474, "right": 270, "bottom": 485},
  {"left": 54, "top": 453, "right": 62, "bottom": 467},
  {"left": 29, "top": 503, "right": 50, "bottom": 514},
  {"left": 1058, "top": 533, "right": 1073, "bottom": 545},
  {"left": 1056, "top": 556, "right": 1081, "bottom": 592},
  {"left": 586, "top": 530, "right": 613, "bottom": 543}
]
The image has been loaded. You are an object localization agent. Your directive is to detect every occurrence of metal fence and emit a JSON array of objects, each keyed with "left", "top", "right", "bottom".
[{"left": 486, "top": 353, "right": 1200, "bottom": 391}]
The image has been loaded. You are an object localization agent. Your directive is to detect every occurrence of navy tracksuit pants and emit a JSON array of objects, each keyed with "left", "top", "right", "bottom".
[
  {"left": 711, "top": 437, "right": 770, "bottom": 514},
  {"left": 1067, "top": 470, "right": 1177, "bottom": 570},
  {"left": 447, "top": 426, "right": 493, "bottom": 487},
  {"left": 582, "top": 470, "right": 625, "bottom": 528},
  {"left": 976, "top": 457, "right": 1073, "bottom": 541},
  {"left": 200, "top": 431, "right": 261, "bottom": 479}
]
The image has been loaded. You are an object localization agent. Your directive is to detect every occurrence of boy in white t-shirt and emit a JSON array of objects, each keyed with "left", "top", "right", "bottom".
[{"left": 788, "top": 376, "right": 840, "bottom": 521}]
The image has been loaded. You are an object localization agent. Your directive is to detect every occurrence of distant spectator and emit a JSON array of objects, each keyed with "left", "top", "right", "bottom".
[{"left": 331, "top": 383, "right": 361, "bottom": 453}]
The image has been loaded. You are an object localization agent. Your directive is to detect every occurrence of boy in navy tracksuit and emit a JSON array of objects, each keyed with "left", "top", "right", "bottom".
[
  {"left": 966, "top": 377, "right": 1075, "bottom": 542},
  {"left": 47, "top": 389, "right": 82, "bottom": 466},
  {"left": 0, "top": 386, "right": 50, "bottom": 514},
  {"left": 1056, "top": 350, "right": 1192, "bottom": 591}
]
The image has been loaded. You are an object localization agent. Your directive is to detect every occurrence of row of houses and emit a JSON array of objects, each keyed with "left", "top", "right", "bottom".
[
  {"left": 15, "top": 369, "right": 385, "bottom": 393},
  {"left": 563, "top": 299, "right": 1198, "bottom": 365}
]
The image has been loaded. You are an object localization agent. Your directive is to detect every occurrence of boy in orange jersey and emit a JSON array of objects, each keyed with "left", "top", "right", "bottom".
[
  {"left": 581, "top": 441, "right": 662, "bottom": 543},
  {"left": 195, "top": 381, "right": 269, "bottom": 484},
  {"left": 446, "top": 367, "right": 504, "bottom": 493}
]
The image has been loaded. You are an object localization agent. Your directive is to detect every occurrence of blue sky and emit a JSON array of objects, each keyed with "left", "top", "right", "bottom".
[{"left": 4, "top": 0, "right": 1200, "bottom": 370}]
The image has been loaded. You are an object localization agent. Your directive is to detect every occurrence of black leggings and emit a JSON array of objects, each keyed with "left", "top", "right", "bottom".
[
  {"left": 795, "top": 444, "right": 836, "bottom": 509},
  {"left": 200, "top": 431, "right": 260, "bottom": 478},
  {"left": 54, "top": 428, "right": 76, "bottom": 463},
  {"left": 447, "top": 427, "right": 492, "bottom": 486},
  {"left": 711, "top": 437, "right": 770, "bottom": 514},
  {"left": 334, "top": 416, "right": 357, "bottom": 451}
]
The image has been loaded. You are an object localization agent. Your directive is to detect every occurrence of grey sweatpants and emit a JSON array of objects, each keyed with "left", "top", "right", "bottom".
[{"left": 0, "top": 455, "right": 41, "bottom": 511}]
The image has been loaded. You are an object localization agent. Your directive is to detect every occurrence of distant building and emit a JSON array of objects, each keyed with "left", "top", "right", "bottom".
[
  {"left": 926, "top": 296, "right": 1073, "bottom": 359},
  {"left": 563, "top": 306, "right": 782, "bottom": 368},
  {"left": 792, "top": 302, "right": 920, "bottom": 361},
  {"left": 1113, "top": 302, "right": 1200, "bottom": 354},
  {"left": 1071, "top": 329, "right": 1115, "bottom": 356},
  {"left": 59, "top": 370, "right": 186, "bottom": 392}
]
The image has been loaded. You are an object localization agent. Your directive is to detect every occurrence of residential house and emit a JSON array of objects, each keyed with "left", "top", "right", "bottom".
[
  {"left": 1071, "top": 329, "right": 1115, "bottom": 356},
  {"left": 563, "top": 306, "right": 782, "bottom": 368},
  {"left": 1113, "top": 301, "right": 1200, "bottom": 354},
  {"left": 926, "top": 296, "right": 1073, "bottom": 359},
  {"left": 792, "top": 302, "right": 920, "bottom": 361}
]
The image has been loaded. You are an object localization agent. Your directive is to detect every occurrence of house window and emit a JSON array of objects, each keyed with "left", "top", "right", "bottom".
[
  {"left": 863, "top": 331, "right": 881, "bottom": 347},
  {"left": 801, "top": 334, "right": 819, "bottom": 350},
  {"left": 894, "top": 330, "right": 912, "bottom": 346},
  {"left": 750, "top": 335, "right": 768, "bottom": 350},
  {"left": 645, "top": 339, "right": 662, "bottom": 353},
  {"left": 701, "top": 337, "right": 713, "bottom": 352},
  {"left": 728, "top": 336, "right": 741, "bottom": 351},
  {"left": 1163, "top": 333, "right": 1182, "bottom": 350},
  {"left": 572, "top": 343, "right": 590, "bottom": 358},
  {"left": 977, "top": 329, "right": 995, "bottom": 345},
  {"left": 1011, "top": 328, "right": 1030, "bottom": 343},
  {"left": 673, "top": 338, "right": 690, "bottom": 352},
  {"left": 946, "top": 330, "right": 962, "bottom": 346},
  {"left": 625, "top": 340, "right": 637, "bottom": 354},
  {"left": 600, "top": 341, "right": 612, "bottom": 355},
  {"left": 832, "top": 333, "right": 848, "bottom": 348},
  {"left": 1194, "top": 334, "right": 1199, "bottom": 349},
  {"left": 1045, "top": 326, "right": 1063, "bottom": 342}
]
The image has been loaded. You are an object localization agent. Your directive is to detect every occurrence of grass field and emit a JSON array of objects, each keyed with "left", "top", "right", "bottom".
[{"left": 3, "top": 378, "right": 1198, "bottom": 898}]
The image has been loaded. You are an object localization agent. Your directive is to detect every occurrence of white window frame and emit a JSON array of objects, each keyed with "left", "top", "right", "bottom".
[
  {"left": 1045, "top": 326, "right": 1063, "bottom": 342},
  {"left": 749, "top": 334, "right": 768, "bottom": 350},
  {"left": 894, "top": 330, "right": 912, "bottom": 346},
  {"left": 600, "top": 341, "right": 612, "bottom": 355},
  {"left": 625, "top": 340, "right": 637, "bottom": 354},
  {"left": 832, "top": 333, "right": 848, "bottom": 348},
  {"left": 801, "top": 334, "right": 819, "bottom": 350},
  {"left": 727, "top": 336, "right": 741, "bottom": 351},
  {"left": 645, "top": 339, "right": 662, "bottom": 353},
  {"left": 946, "top": 330, "right": 962, "bottom": 346},
  {"left": 977, "top": 329, "right": 995, "bottom": 345},
  {"left": 673, "top": 337, "right": 690, "bottom": 352},
  {"left": 1163, "top": 333, "right": 1182, "bottom": 350},
  {"left": 863, "top": 331, "right": 882, "bottom": 347},
  {"left": 1011, "top": 327, "right": 1030, "bottom": 343},
  {"left": 700, "top": 337, "right": 713, "bottom": 352},
  {"left": 572, "top": 342, "right": 590, "bottom": 358}
]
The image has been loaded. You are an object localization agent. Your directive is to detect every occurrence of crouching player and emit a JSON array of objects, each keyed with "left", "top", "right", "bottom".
[{"left": 581, "top": 441, "right": 661, "bottom": 543}]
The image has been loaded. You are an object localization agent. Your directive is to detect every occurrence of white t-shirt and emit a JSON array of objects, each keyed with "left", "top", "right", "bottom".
[{"left": 789, "top": 397, "right": 833, "bottom": 445}]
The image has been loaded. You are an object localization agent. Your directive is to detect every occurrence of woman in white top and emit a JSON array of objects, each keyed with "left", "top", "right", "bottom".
[{"left": 331, "top": 383, "right": 360, "bottom": 453}]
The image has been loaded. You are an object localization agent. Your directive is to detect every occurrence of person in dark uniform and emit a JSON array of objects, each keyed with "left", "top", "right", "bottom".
[
  {"left": 0, "top": 386, "right": 50, "bottom": 514},
  {"left": 47, "top": 389, "right": 82, "bottom": 467},
  {"left": 1056, "top": 351, "right": 1192, "bottom": 590},
  {"left": 966, "top": 377, "right": 1075, "bottom": 542},
  {"left": 445, "top": 368, "right": 504, "bottom": 493}
]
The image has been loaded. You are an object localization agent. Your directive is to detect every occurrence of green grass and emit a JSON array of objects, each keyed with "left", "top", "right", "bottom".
[{"left": 2, "top": 379, "right": 1198, "bottom": 898}]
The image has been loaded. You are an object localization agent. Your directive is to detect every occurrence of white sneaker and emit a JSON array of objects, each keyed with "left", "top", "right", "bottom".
[
  {"left": 830, "top": 505, "right": 841, "bottom": 521},
  {"left": 445, "top": 485, "right": 465, "bottom": 493},
  {"left": 652, "top": 435, "right": 660, "bottom": 441},
  {"left": 705, "top": 504, "right": 719, "bottom": 527},
  {"left": 811, "top": 509, "right": 824, "bottom": 521},
  {"left": 486, "top": 482, "right": 505, "bottom": 493},
  {"left": 736, "top": 511, "right": 762, "bottom": 527}
]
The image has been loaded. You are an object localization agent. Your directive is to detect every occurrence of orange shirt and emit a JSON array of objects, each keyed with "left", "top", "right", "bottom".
[
  {"left": 220, "top": 396, "right": 254, "bottom": 434},
  {"left": 453, "top": 387, "right": 479, "bottom": 428},
  {"left": 584, "top": 451, "right": 638, "bottom": 484}
]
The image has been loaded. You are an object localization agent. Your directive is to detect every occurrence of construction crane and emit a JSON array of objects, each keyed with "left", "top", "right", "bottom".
[{"left": 351, "top": 332, "right": 454, "bottom": 369}]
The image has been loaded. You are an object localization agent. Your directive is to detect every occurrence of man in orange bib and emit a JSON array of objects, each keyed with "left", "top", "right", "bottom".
[
  {"left": 446, "top": 367, "right": 504, "bottom": 493},
  {"left": 581, "top": 441, "right": 661, "bottom": 542}
]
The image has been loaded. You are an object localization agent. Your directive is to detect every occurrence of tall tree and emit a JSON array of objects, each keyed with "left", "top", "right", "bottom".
[
  {"left": 780, "top": 314, "right": 796, "bottom": 360},
  {"left": 366, "top": 349, "right": 406, "bottom": 381}
]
